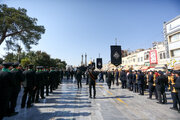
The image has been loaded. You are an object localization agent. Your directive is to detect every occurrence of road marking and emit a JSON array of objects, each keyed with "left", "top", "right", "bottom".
[{"left": 98, "top": 84, "right": 128, "bottom": 106}]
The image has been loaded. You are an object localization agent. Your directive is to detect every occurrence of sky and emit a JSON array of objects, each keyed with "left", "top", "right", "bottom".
[{"left": 0, "top": 0, "right": 180, "bottom": 66}]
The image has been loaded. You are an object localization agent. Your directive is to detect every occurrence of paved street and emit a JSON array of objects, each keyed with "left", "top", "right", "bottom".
[{"left": 4, "top": 79, "right": 180, "bottom": 120}]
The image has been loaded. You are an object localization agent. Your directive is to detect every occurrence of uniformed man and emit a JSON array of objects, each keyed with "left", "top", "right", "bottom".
[
  {"left": 156, "top": 71, "right": 167, "bottom": 104},
  {"left": 133, "top": 71, "right": 138, "bottom": 93},
  {"left": 127, "top": 70, "right": 133, "bottom": 91},
  {"left": 0, "top": 62, "right": 13, "bottom": 119},
  {"left": 137, "top": 70, "right": 145, "bottom": 95},
  {"left": 32, "top": 66, "right": 43, "bottom": 103},
  {"left": 107, "top": 70, "right": 114, "bottom": 89},
  {"left": 88, "top": 66, "right": 98, "bottom": 98},
  {"left": 148, "top": 71, "right": 158, "bottom": 99},
  {"left": 120, "top": 70, "right": 127, "bottom": 89},
  {"left": 49, "top": 67, "right": 56, "bottom": 93},
  {"left": 170, "top": 71, "right": 179, "bottom": 110},
  {"left": 174, "top": 70, "right": 180, "bottom": 113},
  {"left": 75, "top": 69, "right": 82, "bottom": 88},
  {"left": 115, "top": 69, "right": 119, "bottom": 86},
  {"left": 9, "top": 62, "right": 23, "bottom": 116},
  {"left": 44, "top": 66, "right": 50, "bottom": 96},
  {"left": 21, "top": 64, "right": 36, "bottom": 108}
]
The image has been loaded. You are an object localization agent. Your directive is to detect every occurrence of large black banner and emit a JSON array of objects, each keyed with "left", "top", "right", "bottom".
[
  {"left": 111, "top": 45, "right": 122, "bottom": 66},
  {"left": 96, "top": 58, "right": 102, "bottom": 69}
]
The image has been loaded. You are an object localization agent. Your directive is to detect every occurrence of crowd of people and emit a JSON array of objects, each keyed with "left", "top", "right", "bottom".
[
  {"left": 0, "top": 62, "right": 64, "bottom": 120},
  {"left": 103, "top": 69, "right": 180, "bottom": 113},
  {"left": 1, "top": 61, "right": 180, "bottom": 119}
]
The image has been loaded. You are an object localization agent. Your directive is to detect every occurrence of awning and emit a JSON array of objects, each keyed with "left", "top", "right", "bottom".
[
  {"left": 174, "top": 64, "right": 180, "bottom": 70},
  {"left": 141, "top": 66, "right": 150, "bottom": 71},
  {"left": 133, "top": 66, "right": 142, "bottom": 70}
]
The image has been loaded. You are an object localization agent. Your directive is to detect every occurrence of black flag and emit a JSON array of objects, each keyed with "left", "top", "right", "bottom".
[
  {"left": 111, "top": 45, "right": 122, "bottom": 66},
  {"left": 96, "top": 58, "right": 102, "bottom": 69}
]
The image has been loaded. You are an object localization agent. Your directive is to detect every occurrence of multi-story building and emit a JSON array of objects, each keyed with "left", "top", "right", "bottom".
[{"left": 164, "top": 15, "right": 180, "bottom": 69}]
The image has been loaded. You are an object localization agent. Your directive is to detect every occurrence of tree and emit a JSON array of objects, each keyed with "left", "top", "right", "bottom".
[
  {"left": 0, "top": 58, "right": 3, "bottom": 64},
  {"left": 4, "top": 52, "right": 17, "bottom": 62},
  {"left": 21, "top": 57, "right": 31, "bottom": 67},
  {"left": 0, "top": 4, "right": 45, "bottom": 51}
]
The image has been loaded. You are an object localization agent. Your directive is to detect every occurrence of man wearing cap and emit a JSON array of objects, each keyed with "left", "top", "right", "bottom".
[
  {"left": 88, "top": 66, "right": 98, "bottom": 98},
  {"left": 49, "top": 67, "right": 56, "bottom": 93},
  {"left": 120, "top": 70, "right": 127, "bottom": 89},
  {"left": 0, "top": 62, "right": 13, "bottom": 119},
  {"left": 44, "top": 66, "right": 50, "bottom": 96},
  {"left": 21, "top": 64, "right": 36, "bottom": 108},
  {"left": 148, "top": 71, "right": 158, "bottom": 99},
  {"left": 9, "top": 62, "right": 23, "bottom": 116},
  {"left": 127, "top": 70, "right": 133, "bottom": 91},
  {"left": 174, "top": 70, "right": 180, "bottom": 113},
  {"left": 156, "top": 71, "right": 167, "bottom": 104},
  {"left": 137, "top": 70, "right": 145, "bottom": 95},
  {"left": 75, "top": 69, "right": 82, "bottom": 88},
  {"left": 169, "top": 71, "right": 179, "bottom": 110}
]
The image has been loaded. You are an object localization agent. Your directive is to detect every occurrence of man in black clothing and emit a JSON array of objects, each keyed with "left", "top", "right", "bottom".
[
  {"left": 9, "top": 62, "right": 23, "bottom": 116},
  {"left": 120, "top": 70, "right": 127, "bottom": 89},
  {"left": 174, "top": 70, "right": 180, "bottom": 113},
  {"left": 127, "top": 70, "right": 133, "bottom": 91},
  {"left": 148, "top": 71, "right": 158, "bottom": 99},
  {"left": 0, "top": 62, "right": 13, "bottom": 119},
  {"left": 49, "top": 67, "right": 56, "bottom": 93},
  {"left": 75, "top": 69, "right": 82, "bottom": 88},
  {"left": 107, "top": 70, "right": 114, "bottom": 89},
  {"left": 137, "top": 70, "right": 145, "bottom": 95},
  {"left": 44, "top": 67, "right": 50, "bottom": 96},
  {"left": 21, "top": 64, "right": 36, "bottom": 108},
  {"left": 88, "top": 67, "right": 98, "bottom": 99},
  {"left": 156, "top": 71, "right": 167, "bottom": 104}
]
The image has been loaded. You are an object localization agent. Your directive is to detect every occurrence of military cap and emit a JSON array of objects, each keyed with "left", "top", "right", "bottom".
[
  {"left": 158, "top": 71, "right": 163, "bottom": 75},
  {"left": 12, "top": 62, "right": 19, "bottom": 67},
  {"left": 2, "top": 62, "right": 13, "bottom": 67}
]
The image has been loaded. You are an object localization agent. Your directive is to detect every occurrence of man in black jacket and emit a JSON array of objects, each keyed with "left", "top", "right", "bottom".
[
  {"left": 75, "top": 69, "right": 82, "bottom": 88},
  {"left": 0, "top": 62, "right": 13, "bottom": 119},
  {"left": 107, "top": 70, "right": 114, "bottom": 89},
  {"left": 127, "top": 70, "right": 133, "bottom": 91},
  {"left": 174, "top": 70, "right": 180, "bottom": 113},
  {"left": 9, "top": 62, "right": 23, "bottom": 116},
  {"left": 148, "top": 71, "right": 158, "bottom": 99},
  {"left": 156, "top": 71, "right": 167, "bottom": 104},
  {"left": 21, "top": 64, "right": 36, "bottom": 108},
  {"left": 88, "top": 67, "right": 98, "bottom": 99},
  {"left": 137, "top": 70, "right": 145, "bottom": 95},
  {"left": 120, "top": 70, "right": 127, "bottom": 89}
]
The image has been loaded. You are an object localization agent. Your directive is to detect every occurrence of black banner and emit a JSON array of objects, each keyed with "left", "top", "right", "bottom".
[
  {"left": 96, "top": 58, "right": 102, "bottom": 69},
  {"left": 111, "top": 45, "right": 122, "bottom": 66}
]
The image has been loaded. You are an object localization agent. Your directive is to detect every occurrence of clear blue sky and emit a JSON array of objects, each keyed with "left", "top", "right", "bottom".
[{"left": 0, "top": 0, "right": 180, "bottom": 66}]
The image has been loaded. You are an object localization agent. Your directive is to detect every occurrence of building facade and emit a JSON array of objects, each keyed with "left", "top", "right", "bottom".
[{"left": 164, "top": 15, "right": 180, "bottom": 69}]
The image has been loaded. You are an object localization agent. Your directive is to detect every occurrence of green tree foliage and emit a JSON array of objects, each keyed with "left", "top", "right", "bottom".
[
  {"left": 0, "top": 4, "right": 45, "bottom": 51},
  {"left": 21, "top": 57, "right": 31, "bottom": 67},
  {"left": 3, "top": 51, "right": 67, "bottom": 69}
]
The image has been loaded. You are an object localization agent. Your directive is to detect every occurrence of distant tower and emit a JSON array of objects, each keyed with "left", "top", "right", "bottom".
[
  {"left": 81, "top": 54, "right": 84, "bottom": 66},
  {"left": 85, "top": 53, "right": 87, "bottom": 66}
]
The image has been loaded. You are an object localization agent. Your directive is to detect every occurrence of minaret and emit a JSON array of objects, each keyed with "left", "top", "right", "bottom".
[
  {"left": 81, "top": 54, "right": 84, "bottom": 66},
  {"left": 85, "top": 53, "right": 87, "bottom": 66}
]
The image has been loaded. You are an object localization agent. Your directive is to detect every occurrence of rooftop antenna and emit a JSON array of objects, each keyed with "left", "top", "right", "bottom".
[{"left": 115, "top": 38, "right": 117, "bottom": 45}]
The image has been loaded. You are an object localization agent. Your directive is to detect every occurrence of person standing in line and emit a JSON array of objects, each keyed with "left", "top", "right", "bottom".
[
  {"left": 21, "top": 64, "right": 36, "bottom": 108},
  {"left": 75, "top": 69, "right": 82, "bottom": 89},
  {"left": 88, "top": 67, "right": 98, "bottom": 99}
]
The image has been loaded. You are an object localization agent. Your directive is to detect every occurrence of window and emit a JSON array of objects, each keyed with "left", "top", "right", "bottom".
[
  {"left": 133, "top": 58, "right": 135, "bottom": 62},
  {"left": 160, "top": 53, "right": 162, "bottom": 59},
  {"left": 170, "top": 32, "right": 180, "bottom": 43},
  {"left": 171, "top": 49, "right": 180, "bottom": 57},
  {"left": 163, "top": 52, "right": 166, "bottom": 59},
  {"left": 141, "top": 57, "right": 143, "bottom": 62},
  {"left": 138, "top": 58, "right": 140, "bottom": 62}
]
